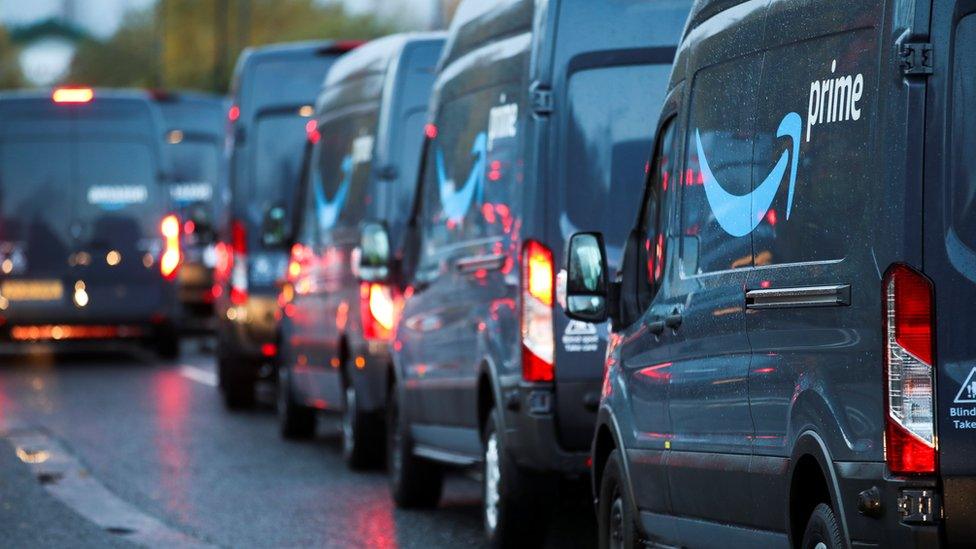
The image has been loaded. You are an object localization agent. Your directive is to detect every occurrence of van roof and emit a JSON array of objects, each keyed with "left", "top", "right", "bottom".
[
  {"left": 151, "top": 90, "right": 226, "bottom": 137},
  {"left": 324, "top": 32, "right": 446, "bottom": 90},
  {"left": 0, "top": 87, "right": 153, "bottom": 103},
  {"left": 439, "top": 0, "right": 533, "bottom": 71},
  {"left": 0, "top": 89, "right": 162, "bottom": 139},
  {"left": 236, "top": 39, "right": 363, "bottom": 68},
  {"left": 683, "top": 0, "right": 752, "bottom": 38}
]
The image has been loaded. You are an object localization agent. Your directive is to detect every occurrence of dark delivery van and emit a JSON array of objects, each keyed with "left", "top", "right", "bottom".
[
  {"left": 562, "top": 0, "right": 976, "bottom": 547},
  {"left": 0, "top": 88, "right": 181, "bottom": 357},
  {"left": 355, "top": 0, "right": 691, "bottom": 545},
  {"left": 276, "top": 33, "right": 445, "bottom": 469},
  {"left": 154, "top": 91, "right": 225, "bottom": 332},
  {"left": 215, "top": 40, "right": 360, "bottom": 408}
]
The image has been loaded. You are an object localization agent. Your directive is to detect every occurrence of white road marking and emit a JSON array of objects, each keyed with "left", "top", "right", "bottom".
[
  {"left": 179, "top": 365, "right": 217, "bottom": 387},
  {"left": 5, "top": 429, "right": 213, "bottom": 548}
]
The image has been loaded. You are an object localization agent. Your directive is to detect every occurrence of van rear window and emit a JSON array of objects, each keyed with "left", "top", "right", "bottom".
[
  {"left": 249, "top": 113, "right": 308, "bottom": 227},
  {"left": 952, "top": 15, "right": 976, "bottom": 253},
  {"left": 562, "top": 64, "right": 672, "bottom": 268},
  {"left": 249, "top": 57, "right": 333, "bottom": 112},
  {"left": 75, "top": 141, "right": 160, "bottom": 236},
  {"left": 0, "top": 140, "right": 73, "bottom": 243}
]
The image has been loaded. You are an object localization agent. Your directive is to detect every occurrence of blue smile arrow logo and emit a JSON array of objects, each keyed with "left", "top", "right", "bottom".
[
  {"left": 313, "top": 154, "right": 353, "bottom": 232},
  {"left": 695, "top": 112, "right": 802, "bottom": 237},
  {"left": 436, "top": 132, "right": 487, "bottom": 223}
]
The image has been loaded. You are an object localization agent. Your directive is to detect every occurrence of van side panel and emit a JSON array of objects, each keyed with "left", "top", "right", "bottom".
[{"left": 744, "top": 0, "right": 891, "bottom": 538}]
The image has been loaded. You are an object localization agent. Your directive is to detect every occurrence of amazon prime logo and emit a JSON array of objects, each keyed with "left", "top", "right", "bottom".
[{"left": 694, "top": 59, "right": 865, "bottom": 237}]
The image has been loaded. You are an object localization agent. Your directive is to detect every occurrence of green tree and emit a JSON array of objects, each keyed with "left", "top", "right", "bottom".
[
  {"left": 0, "top": 26, "right": 24, "bottom": 89},
  {"left": 67, "top": 10, "right": 157, "bottom": 88},
  {"left": 69, "top": 0, "right": 398, "bottom": 93}
]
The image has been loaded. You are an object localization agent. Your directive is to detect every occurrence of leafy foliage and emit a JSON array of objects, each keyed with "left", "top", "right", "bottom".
[
  {"left": 68, "top": 0, "right": 397, "bottom": 93},
  {"left": 0, "top": 26, "right": 24, "bottom": 89}
]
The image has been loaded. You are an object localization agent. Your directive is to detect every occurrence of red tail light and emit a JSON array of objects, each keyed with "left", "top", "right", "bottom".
[
  {"left": 521, "top": 240, "right": 554, "bottom": 382},
  {"left": 360, "top": 282, "right": 399, "bottom": 341},
  {"left": 883, "top": 264, "right": 936, "bottom": 474},
  {"left": 230, "top": 220, "right": 248, "bottom": 306},
  {"left": 53, "top": 87, "right": 94, "bottom": 104},
  {"left": 159, "top": 214, "right": 182, "bottom": 280}
]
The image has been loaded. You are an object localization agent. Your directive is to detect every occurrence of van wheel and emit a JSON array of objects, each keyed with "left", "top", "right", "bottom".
[
  {"left": 218, "top": 355, "right": 255, "bottom": 409},
  {"left": 278, "top": 364, "right": 316, "bottom": 439},
  {"left": 154, "top": 325, "right": 180, "bottom": 360},
  {"left": 483, "top": 408, "right": 550, "bottom": 547},
  {"left": 386, "top": 386, "right": 442, "bottom": 508},
  {"left": 342, "top": 383, "right": 382, "bottom": 469},
  {"left": 598, "top": 450, "right": 639, "bottom": 549},
  {"left": 801, "top": 503, "right": 844, "bottom": 549}
]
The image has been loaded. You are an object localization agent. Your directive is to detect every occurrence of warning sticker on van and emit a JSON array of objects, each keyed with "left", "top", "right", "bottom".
[
  {"left": 562, "top": 320, "right": 599, "bottom": 353},
  {"left": 487, "top": 103, "right": 518, "bottom": 152},
  {"left": 949, "top": 367, "right": 976, "bottom": 429}
]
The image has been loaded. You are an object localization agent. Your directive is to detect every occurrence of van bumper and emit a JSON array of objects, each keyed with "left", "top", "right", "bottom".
[
  {"left": 835, "top": 461, "right": 943, "bottom": 548},
  {"left": 347, "top": 338, "right": 391, "bottom": 413},
  {"left": 217, "top": 293, "right": 279, "bottom": 371},
  {"left": 504, "top": 382, "right": 590, "bottom": 476}
]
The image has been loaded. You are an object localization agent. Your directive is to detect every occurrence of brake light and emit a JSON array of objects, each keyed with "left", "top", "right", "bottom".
[
  {"left": 230, "top": 220, "right": 248, "bottom": 306},
  {"left": 159, "top": 214, "right": 182, "bottom": 280},
  {"left": 53, "top": 87, "right": 94, "bottom": 104},
  {"left": 521, "top": 240, "right": 554, "bottom": 382},
  {"left": 306, "top": 120, "right": 321, "bottom": 144},
  {"left": 228, "top": 104, "right": 240, "bottom": 122},
  {"left": 883, "top": 264, "right": 936, "bottom": 474},
  {"left": 360, "top": 282, "right": 398, "bottom": 341}
]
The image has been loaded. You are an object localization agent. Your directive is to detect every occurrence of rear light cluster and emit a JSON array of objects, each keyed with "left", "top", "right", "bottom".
[
  {"left": 229, "top": 221, "right": 249, "bottom": 306},
  {"left": 883, "top": 264, "right": 937, "bottom": 474},
  {"left": 521, "top": 240, "right": 555, "bottom": 382},
  {"left": 159, "top": 214, "right": 182, "bottom": 280},
  {"left": 360, "top": 282, "right": 398, "bottom": 341}
]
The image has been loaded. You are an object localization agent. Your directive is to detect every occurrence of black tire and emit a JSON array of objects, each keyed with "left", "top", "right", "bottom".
[
  {"left": 154, "top": 325, "right": 181, "bottom": 360},
  {"left": 482, "top": 408, "right": 551, "bottom": 547},
  {"left": 387, "top": 386, "right": 443, "bottom": 508},
  {"left": 598, "top": 450, "right": 639, "bottom": 549},
  {"left": 801, "top": 503, "right": 844, "bottom": 549},
  {"left": 342, "top": 381, "right": 383, "bottom": 469},
  {"left": 218, "top": 354, "right": 255, "bottom": 410},
  {"left": 278, "top": 364, "right": 316, "bottom": 439}
]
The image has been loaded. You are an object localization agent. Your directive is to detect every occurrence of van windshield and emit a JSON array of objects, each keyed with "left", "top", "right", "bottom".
[
  {"left": 248, "top": 112, "right": 308, "bottom": 233},
  {"left": 561, "top": 63, "right": 672, "bottom": 268}
]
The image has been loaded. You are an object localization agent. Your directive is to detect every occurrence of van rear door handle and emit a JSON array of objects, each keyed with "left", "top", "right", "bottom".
[
  {"left": 455, "top": 254, "right": 505, "bottom": 274},
  {"left": 646, "top": 319, "right": 665, "bottom": 336},
  {"left": 746, "top": 284, "right": 851, "bottom": 309},
  {"left": 665, "top": 313, "right": 682, "bottom": 329}
]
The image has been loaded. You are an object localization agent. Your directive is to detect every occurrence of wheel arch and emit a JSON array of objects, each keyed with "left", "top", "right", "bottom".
[{"left": 787, "top": 430, "right": 852, "bottom": 549}]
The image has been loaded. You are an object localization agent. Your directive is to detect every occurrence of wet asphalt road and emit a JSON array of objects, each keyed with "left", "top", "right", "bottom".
[{"left": 0, "top": 340, "right": 596, "bottom": 548}]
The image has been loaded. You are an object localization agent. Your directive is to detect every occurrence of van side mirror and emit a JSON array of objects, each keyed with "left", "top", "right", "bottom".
[
  {"left": 565, "top": 232, "right": 609, "bottom": 323},
  {"left": 359, "top": 221, "right": 392, "bottom": 283},
  {"left": 261, "top": 204, "right": 289, "bottom": 248}
]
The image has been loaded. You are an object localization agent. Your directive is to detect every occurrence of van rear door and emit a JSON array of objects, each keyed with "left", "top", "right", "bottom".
[
  {"left": 927, "top": 2, "right": 976, "bottom": 543},
  {"left": 0, "top": 138, "right": 75, "bottom": 304},
  {"left": 73, "top": 138, "right": 169, "bottom": 291}
]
